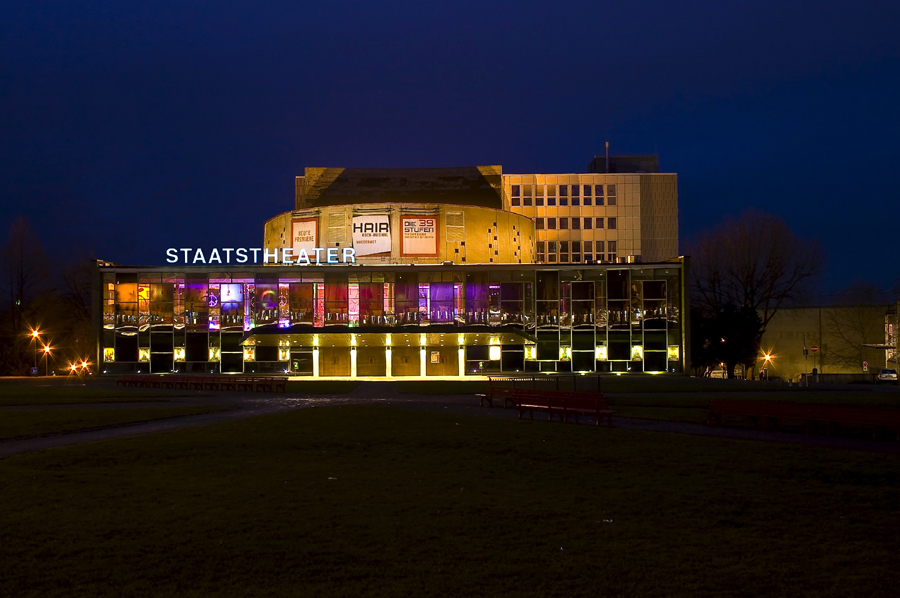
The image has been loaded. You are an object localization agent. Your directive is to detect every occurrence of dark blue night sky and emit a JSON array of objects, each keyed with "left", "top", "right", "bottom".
[{"left": 2, "top": 0, "right": 898, "bottom": 292}]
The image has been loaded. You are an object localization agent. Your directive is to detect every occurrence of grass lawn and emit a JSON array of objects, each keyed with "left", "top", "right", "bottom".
[
  {"left": 607, "top": 390, "right": 900, "bottom": 424},
  {"left": 0, "top": 386, "right": 196, "bottom": 406},
  {"left": 0, "top": 405, "right": 231, "bottom": 440},
  {"left": 1, "top": 405, "right": 898, "bottom": 597}
]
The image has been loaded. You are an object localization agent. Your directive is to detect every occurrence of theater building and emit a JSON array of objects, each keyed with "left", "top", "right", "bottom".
[{"left": 94, "top": 163, "right": 688, "bottom": 377}]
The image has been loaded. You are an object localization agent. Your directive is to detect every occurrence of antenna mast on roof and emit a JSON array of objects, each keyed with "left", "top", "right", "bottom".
[{"left": 605, "top": 141, "right": 609, "bottom": 173}]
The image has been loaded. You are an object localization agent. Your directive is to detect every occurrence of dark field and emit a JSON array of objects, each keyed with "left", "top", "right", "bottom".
[{"left": 1, "top": 378, "right": 898, "bottom": 596}]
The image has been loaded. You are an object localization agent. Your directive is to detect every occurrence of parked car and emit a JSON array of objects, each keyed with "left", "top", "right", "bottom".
[{"left": 877, "top": 368, "right": 898, "bottom": 385}]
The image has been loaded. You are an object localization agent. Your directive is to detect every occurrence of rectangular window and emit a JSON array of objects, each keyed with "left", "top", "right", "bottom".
[
  {"left": 608, "top": 240, "right": 617, "bottom": 252},
  {"left": 584, "top": 218, "right": 592, "bottom": 230},
  {"left": 573, "top": 254, "right": 581, "bottom": 263},
  {"left": 608, "top": 217, "right": 617, "bottom": 229},
  {"left": 572, "top": 241, "right": 581, "bottom": 252},
  {"left": 607, "top": 184, "right": 616, "bottom": 206},
  {"left": 547, "top": 218, "right": 557, "bottom": 230},
  {"left": 597, "top": 254, "right": 604, "bottom": 263},
  {"left": 559, "top": 185, "right": 568, "bottom": 197},
  {"left": 547, "top": 196, "right": 556, "bottom": 206},
  {"left": 511, "top": 197, "right": 520, "bottom": 207},
  {"left": 571, "top": 218, "right": 580, "bottom": 230},
  {"left": 560, "top": 255, "right": 569, "bottom": 263},
  {"left": 583, "top": 195, "right": 591, "bottom": 206},
  {"left": 595, "top": 184, "right": 603, "bottom": 197},
  {"left": 536, "top": 195, "right": 544, "bottom": 206},
  {"left": 511, "top": 185, "right": 520, "bottom": 197},
  {"left": 596, "top": 240, "right": 605, "bottom": 252},
  {"left": 547, "top": 184, "right": 556, "bottom": 197},
  {"left": 583, "top": 185, "right": 591, "bottom": 197},
  {"left": 572, "top": 195, "right": 579, "bottom": 206},
  {"left": 559, "top": 218, "right": 568, "bottom": 230},
  {"left": 524, "top": 184, "right": 533, "bottom": 197},
  {"left": 536, "top": 218, "right": 544, "bottom": 230},
  {"left": 560, "top": 195, "right": 568, "bottom": 206},
  {"left": 571, "top": 184, "right": 579, "bottom": 197},
  {"left": 523, "top": 197, "right": 532, "bottom": 206},
  {"left": 548, "top": 241, "right": 557, "bottom": 254},
  {"left": 560, "top": 242, "right": 569, "bottom": 253},
  {"left": 608, "top": 253, "right": 616, "bottom": 262},
  {"left": 584, "top": 241, "right": 592, "bottom": 253},
  {"left": 536, "top": 241, "right": 545, "bottom": 254},
  {"left": 596, "top": 217, "right": 604, "bottom": 229}
]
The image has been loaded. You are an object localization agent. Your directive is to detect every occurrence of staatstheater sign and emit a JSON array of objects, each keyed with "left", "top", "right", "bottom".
[{"left": 165, "top": 247, "right": 356, "bottom": 265}]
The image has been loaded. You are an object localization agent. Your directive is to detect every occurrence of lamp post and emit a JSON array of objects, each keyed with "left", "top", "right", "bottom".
[
  {"left": 30, "top": 329, "right": 40, "bottom": 373},
  {"left": 43, "top": 344, "right": 51, "bottom": 376}
]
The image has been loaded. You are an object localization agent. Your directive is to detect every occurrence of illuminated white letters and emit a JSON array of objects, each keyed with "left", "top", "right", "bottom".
[{"left": 163, "top": 247, "right": 357, "bottom": 265}]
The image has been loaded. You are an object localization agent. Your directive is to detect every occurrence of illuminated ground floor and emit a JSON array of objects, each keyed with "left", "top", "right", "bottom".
[{"left": 93, "top": 261, "right": 689, "bottom": 376}]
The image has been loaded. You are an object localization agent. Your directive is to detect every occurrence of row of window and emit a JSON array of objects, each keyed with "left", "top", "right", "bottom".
[
  {"left": 536, "top": 217, "right": 617, "bottom": 230},
  {"left": 537, "top": 241, "right": 617, "bottom": 253},
  {"left": 510, "top": 184, "right": 617, "bottom": 207},
  {"left": 537, "top": 254, "right": 618, "bottom": 264},
  {"left": 511, "top": 184, "right": 617, "bottom": 197}
]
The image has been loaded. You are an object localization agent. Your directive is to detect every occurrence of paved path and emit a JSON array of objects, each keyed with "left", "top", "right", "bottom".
[{"left": 3, "top": 383, "right": 900, "bottom": 458}]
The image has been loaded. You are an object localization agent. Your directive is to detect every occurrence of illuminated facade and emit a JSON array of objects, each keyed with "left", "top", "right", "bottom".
[{"left": 95, "top": 163, "right": 687, "bottom": 377}]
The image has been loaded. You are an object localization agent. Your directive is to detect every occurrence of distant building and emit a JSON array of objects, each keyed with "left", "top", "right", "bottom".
[{"left": 758, "top": 305, "right": 891, "bottom": 381}]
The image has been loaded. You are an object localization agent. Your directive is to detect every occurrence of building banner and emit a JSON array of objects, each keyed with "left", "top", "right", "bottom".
[
  {"left": 401, "top": 216, "right": 439, "bottom": 256},
  {"left": 352, "top": 215, "right": 391, "bottom": 257},
  {"left": 291, "top": 218, "right": 318, "bottom": 255}
]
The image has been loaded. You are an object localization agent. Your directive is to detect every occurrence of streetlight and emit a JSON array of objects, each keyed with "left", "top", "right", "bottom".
[
  {"left": 43, "top": 344, "right": 51, "bottom": 376},
  {"left": 30, "top": 329, "right": 40, "bottom": 373}
]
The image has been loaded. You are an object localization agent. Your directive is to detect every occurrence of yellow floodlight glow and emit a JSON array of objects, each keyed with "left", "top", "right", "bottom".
[
  {"left": 43, "top": 345, "right": 51, "bottom": 354},
  {"left": 524, "top": 345, "right": 537, "bottom": 360},
  {"left": 631, "top": 345, "right": 644, "bottom": 361},
  {"left": 489, "top": 345, "right": 502, "bottom": 361},
  {"left": 667, "top": 345, "right": 680, "bottom": 361},
  {"left": 595, "top": 346, "right": 608, "bottom": 361}
]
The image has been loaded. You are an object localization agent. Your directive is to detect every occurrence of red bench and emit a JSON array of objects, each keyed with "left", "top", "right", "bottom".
[
  {"left": 708, "top": 400, "right": 900, "bottom": 440},
  {"left": 479, "top": 386, "right": 612, "bottom": 426}
]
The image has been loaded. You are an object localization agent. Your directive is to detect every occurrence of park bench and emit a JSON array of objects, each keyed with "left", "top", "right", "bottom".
[
  {"left": 477, "top": 386, "right": 521, "bottom": 409},
  {"left": 515, "top": 389, "right": 613, "bottom": 426},
  {"left": 707, "top": 400, "right": 900, "bottom": 440},
  {"left": 478, "top": 385, "right": 612, "bottom": 426}
]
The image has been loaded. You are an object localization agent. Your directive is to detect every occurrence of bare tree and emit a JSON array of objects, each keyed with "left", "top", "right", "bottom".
[
  {"left": 688, "top": 209, "right": 823, "bottom": 328},
  {"left": 821, "top": 304, "right": 886, "bottom": 370},
  {"left": 1, "top": 217, "right": 52, "bottom": 335}
]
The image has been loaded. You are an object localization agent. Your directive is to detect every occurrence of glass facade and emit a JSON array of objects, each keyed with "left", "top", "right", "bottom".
[{"left": 97, "top": 263, "right": 686, "bottom": 376}]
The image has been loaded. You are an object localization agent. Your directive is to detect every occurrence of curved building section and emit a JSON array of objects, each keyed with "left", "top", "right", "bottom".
[{"left": 264, "top": 203, "right": 535, "bottom": 266}]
